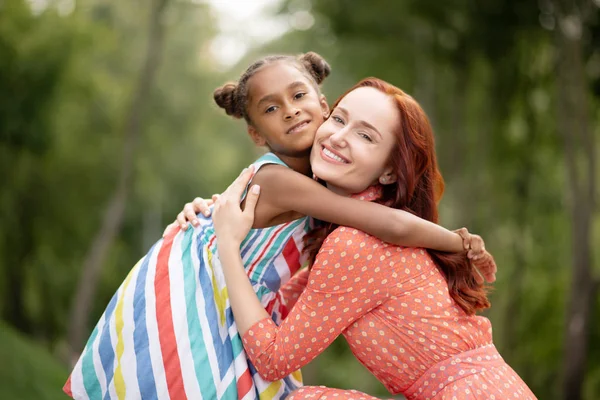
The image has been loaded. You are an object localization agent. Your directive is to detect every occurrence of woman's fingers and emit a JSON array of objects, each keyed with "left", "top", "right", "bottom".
[
  {"left": 244, "top": 185, "right": 261, "bottom": 218},
  {"left": 177, "top": 211, "right": 188, "bottom": 229},
  {"left": 183, "top": 203, "right": 199, "bottom": 227},
  {"left": 223, "top": 166, "right": 255, "bottom": 200},
  {"left": 192, "top": 197, "right": 212, "bottom": 217}
]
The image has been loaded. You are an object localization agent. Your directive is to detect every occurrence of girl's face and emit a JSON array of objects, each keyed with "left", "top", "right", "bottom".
[
  {"left": 245, "top": 62, "right": 329, "bottom": 158},
  {"left": 310, "top": 87, "right": 399, "bottom": 196}
]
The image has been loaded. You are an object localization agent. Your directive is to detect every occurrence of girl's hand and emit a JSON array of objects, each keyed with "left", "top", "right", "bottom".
[
  {"left": 454, "top": 228, "right": 497, "bottom": 283},
  {"left": 212, "top": 166, "right": 260, "bottom": 247},
  {"left": 162, "top": 196, "right": 217, "bottom": 237}
]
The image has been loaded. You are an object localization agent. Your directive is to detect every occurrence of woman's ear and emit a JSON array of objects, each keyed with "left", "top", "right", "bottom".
[
  {"left": 247, "top": 125, "right": 267, "bottom": 146},
  {"left": 378, "top": 167, "right": 397, "bottom": 185},
  {"left": 320, "top": 95, "right": 330, "bottom": 119}
]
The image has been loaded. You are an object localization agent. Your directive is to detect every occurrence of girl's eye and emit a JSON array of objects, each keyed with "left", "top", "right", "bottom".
[
  {"left": 294, "top": 92, "right": 306, "bottom": 100},
  {"left": 359, "top": 132, "right": 373, "bottom": 142},
  {"left": 265, "top": 106, "right": 277, "bottom": 114}
]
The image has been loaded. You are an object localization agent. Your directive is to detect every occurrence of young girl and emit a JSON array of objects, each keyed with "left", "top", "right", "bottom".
[
  {"left": 64, "top": 53, "right": 491, "bottom": 400},
  {"left": 210, "top": 78, "right": 534, "bottom": 399}
]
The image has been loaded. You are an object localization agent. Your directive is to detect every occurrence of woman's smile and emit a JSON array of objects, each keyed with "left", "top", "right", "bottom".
[{"left": 320, "top": 145, "right": 350, "bottom": 164}]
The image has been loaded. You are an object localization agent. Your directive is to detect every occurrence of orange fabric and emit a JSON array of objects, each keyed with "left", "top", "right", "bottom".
[{"left": 242, "top": 187, "right": 536, "bottom": 399}]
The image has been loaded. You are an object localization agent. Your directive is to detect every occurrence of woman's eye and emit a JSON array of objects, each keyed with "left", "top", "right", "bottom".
[
  {"left": 332, "top": 116, "right": 344, "bottom": 124},
  {"left": 265, "top": 106, "right": 277, "bottom": 114},
  {"left": 294, "top": 92, "right": 306, "bottom": 100},
  {"left": 359, "top": 132, "right": 373, "bottom": 142}
]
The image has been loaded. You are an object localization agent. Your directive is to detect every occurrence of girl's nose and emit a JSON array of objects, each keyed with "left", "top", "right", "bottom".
[{"left": 284, "top": 107, "right": 301, "bottom": 120}]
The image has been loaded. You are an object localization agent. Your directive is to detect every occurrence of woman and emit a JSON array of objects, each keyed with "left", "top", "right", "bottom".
[{"left": 210, "top": 78, "right": 535, "bottom": 399}]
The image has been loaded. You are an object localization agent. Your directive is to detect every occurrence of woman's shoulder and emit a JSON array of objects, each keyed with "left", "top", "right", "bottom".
[
  {"left": 323, "top": 226, "right": 390, "bottom": 254},
  {"left": 324, "top": 227, "right": 432, "bottom": 260}
]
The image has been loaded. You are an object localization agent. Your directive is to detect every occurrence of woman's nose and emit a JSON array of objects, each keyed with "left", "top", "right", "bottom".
[{"left": 329, "top": 129, "right": 347, "bottom": 147}]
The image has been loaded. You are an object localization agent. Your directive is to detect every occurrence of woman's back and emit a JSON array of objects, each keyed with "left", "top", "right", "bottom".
[
  {"left": 319, "top": 226, "right": 532, "bottom": 399},
  {"left": 336, "top": 230, "right": 493, "bottom": 394}
]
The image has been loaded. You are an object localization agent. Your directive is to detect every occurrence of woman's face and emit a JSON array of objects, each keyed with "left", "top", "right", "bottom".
[{"left": 310, "top": 86, "right": 399, "bottom": 196}]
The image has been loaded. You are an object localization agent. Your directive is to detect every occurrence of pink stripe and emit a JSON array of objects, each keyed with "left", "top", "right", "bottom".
[{"left": 247, "top": 224, "right": 289, "bottom": 276}]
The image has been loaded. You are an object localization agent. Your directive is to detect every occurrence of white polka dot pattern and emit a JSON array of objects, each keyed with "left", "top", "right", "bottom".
[{"left": 242, "top": 186, "right": 536, "bottom": 399}]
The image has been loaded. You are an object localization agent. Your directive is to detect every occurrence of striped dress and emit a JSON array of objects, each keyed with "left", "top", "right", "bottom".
[{"left": 64, "top": 153, "right": 312, "bottom": 400}]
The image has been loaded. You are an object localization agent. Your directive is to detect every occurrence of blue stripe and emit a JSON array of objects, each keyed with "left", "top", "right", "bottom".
[
  {"left": 197, "top": 241, "right": 234, "bottom": 380},
  {"left": 240, "top": 229, "right": 263, "bottom": 260},
  {"left": 255, "top": 219, "right": 303, "bottom": 291},
  {"left": 97, "top": 293, "right": 118, "bottom": 399},
  {"left": 181, "top": 227, "right": 217, "bottom": 398},
  {"left": 132, "top": 243, "right": 159, "bottom": 400}
]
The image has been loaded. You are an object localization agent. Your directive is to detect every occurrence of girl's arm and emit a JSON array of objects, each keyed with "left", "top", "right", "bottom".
[{"left": 251, "top": 164, "right": 464, "bottom": 252}]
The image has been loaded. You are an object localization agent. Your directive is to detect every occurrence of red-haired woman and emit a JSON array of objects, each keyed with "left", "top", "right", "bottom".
[{"left": 210, "top": 78, "right": 536, "bottom": 399}]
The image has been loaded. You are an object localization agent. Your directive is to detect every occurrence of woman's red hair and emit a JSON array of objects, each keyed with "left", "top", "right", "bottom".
[{"left": 304, "top": 78, "right": 490, "bottom": 315}]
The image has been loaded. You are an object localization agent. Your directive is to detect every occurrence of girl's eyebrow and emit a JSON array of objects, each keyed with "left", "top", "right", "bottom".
[
  {"left": 257, "top": 81, "right": 309, "bottom": 108},
  {"left": 336, "top": 106, "right": 383, "bottom": 139}
]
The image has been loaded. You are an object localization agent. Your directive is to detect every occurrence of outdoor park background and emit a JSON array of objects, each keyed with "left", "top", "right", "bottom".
[{"left": 1, "top": 0, "right": 599, "bottom": 399}]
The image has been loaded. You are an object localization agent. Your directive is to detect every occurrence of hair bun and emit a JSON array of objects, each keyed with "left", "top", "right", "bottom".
[
  {"left": 299, "top": 52, "right": 331, "bottom": 85},
  {"left": 213, "top": 83, "right": 243, "bottom": 118}
]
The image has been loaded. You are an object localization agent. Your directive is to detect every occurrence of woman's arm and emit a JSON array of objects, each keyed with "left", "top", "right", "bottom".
[
  {"left": 218, "top": 228, "right": 390, "bottom": 381},
  {"left": 252, "top": 164, "right": 464, "bottom": 252},
  {"left": 211, "top": 171, "right": 390, "bottom": 380}
]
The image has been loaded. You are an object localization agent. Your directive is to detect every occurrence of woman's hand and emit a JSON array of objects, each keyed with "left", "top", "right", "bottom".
[
  {"left": 212, "top": 166, "right": 260, "bottom": 247},
  {"left": 454, "top": 228, "right": 497, "bottom": 283},
  {"left": 162, "top": 196, "right": 217, "bottom": 237}
]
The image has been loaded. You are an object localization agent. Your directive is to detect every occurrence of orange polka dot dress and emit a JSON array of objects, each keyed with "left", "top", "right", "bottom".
[{"left": 241, "top": 186, "right": 536, "bottom": 400}]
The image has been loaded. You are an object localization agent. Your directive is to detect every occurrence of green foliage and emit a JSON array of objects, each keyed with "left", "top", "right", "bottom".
[
  {"left": 1, "top": 0, "right": 599, "bottom": 399},
  {"left": 0, "top": 321, "right": 67, "bottom": 400}
]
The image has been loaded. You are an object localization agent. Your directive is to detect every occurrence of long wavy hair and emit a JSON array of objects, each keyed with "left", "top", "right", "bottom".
[{"left": 304, "top": 78, "right": 490, "bottom": 315}]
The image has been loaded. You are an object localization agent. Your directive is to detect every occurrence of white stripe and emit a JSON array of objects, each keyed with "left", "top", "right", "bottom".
[
  {"left": 192, "top": 237, "right": 232, "bottom": 398},
  {"left": 106, "top": 295, "right": 119, "bottom": 400},
  {"left": 169, "top": 231, "right": 203, "bottom": 399},
  {"left": 118, "top": 264, "right": 141, "bottom": 399}
]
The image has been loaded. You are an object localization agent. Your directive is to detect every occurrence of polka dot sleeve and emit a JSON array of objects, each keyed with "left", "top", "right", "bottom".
[{"left": 242, "top": 227, "right": 390, "bottom": 381}]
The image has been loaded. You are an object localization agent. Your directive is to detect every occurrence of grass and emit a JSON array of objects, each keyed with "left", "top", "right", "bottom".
[{"left": 0, "top": 321, "right": 69, "bottom": 400}]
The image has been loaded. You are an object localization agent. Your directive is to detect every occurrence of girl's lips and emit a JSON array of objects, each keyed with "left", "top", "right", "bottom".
[
  {"left": 287, "top": 120, "right": 311, "bottom": 134},
  {"left": 320, "top": 145, "right": 350, "bottom": 164}
]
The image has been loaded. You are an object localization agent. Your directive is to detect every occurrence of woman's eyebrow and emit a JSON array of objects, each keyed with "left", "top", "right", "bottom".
[{"left": 336, "top": 106, "right": 383, "bottom": 139}]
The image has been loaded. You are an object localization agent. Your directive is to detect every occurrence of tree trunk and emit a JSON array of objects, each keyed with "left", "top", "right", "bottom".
[
  {"left": 554, "top": 2, "right": 598, "bottom": 398},
  {"left": 67, "top": 0, "right": 171, "bottom": 362}
]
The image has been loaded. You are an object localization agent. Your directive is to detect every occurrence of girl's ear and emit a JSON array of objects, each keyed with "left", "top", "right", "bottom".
[
  {"left": 320, "top": 95, "right": 330, "bottom": 119},
  {"left": 247, "top": 125, "right": 267, "bottom": 146},
  {"left": 378, "top": 166, "right": 397, "bottom": 185}
]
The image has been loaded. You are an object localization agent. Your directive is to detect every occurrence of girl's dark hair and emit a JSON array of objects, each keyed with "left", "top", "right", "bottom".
[
  {"left": 303, "top": 78, "right": 490, "bottom": 316},
  {"left": 213, "top": 52, "right": 331, "bottom": 123}
]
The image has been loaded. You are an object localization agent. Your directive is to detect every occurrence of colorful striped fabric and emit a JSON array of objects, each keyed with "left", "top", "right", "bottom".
[{"left": 65, "top": 153, "right": 311, "bottom": 400}]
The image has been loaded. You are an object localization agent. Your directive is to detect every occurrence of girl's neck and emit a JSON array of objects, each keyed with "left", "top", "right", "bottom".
[{"left": 275, "top": 153, "right": 312, "bottom": 176}]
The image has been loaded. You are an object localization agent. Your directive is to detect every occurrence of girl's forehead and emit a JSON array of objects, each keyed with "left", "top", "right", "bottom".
[{"left": 248, "top": 62, "right": 314, "bottom": 99}]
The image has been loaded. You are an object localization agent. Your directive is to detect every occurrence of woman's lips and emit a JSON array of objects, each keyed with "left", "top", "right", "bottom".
[{"left": 320, "top": 145, "right": 350, "bottom": 164}]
